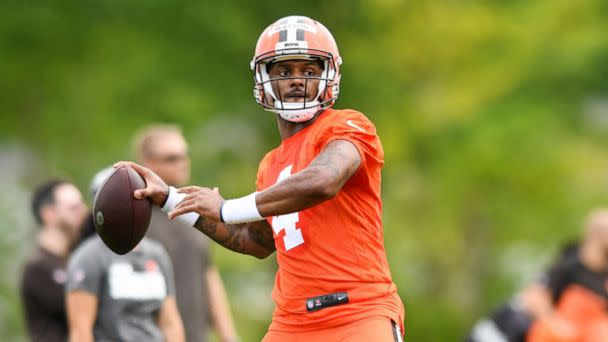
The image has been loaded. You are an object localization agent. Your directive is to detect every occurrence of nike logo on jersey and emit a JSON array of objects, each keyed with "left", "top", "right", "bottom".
[{"left": 346, "top": 120, "right": 365, "bottom": 132}]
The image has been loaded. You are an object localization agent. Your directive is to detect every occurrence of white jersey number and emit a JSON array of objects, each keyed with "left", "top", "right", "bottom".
[{"left": 271, "top": 165, "right": 304, "bottom": 251}]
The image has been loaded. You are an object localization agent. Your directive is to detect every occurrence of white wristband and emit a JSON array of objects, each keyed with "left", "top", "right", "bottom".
[
  {"left": 161, "top": 186, "right": 200, "bottom": 227},
  {"left": 221, "top": 192, "right": 264, "bottom": 224}
]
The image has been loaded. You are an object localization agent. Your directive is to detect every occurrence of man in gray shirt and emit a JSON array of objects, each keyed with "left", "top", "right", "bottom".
[
  {"left": 133, "top": 124, "right": 237, "bottom": 342},
  {"left": 66, "top": 235, "right": 184, "bottom": 342}
]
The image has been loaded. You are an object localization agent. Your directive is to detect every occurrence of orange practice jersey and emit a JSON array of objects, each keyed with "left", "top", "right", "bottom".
[{"left": 256, "top": 108, "right": 405, "bottom": 333}]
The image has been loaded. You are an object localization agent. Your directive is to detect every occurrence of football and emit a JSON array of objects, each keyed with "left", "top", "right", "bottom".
[{"left": 93, "top": 166, "right": 152, "bottom": 255}]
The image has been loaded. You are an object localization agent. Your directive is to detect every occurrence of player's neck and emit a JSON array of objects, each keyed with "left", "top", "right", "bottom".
[
  {"left": 277, "top": 119, "right": 311, "bottom": 140},
  {"left": 276, "top": 110, "right": 324, "bottom": 140},
  {"left": 38, "top": 226, "right": 71, "bottom": 259}
]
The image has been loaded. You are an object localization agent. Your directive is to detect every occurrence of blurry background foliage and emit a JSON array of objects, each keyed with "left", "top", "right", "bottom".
[{"left": 1, "top": 0, "right": 608, "bottom": 341}]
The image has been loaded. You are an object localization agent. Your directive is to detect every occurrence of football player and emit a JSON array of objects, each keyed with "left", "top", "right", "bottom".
[{"left": 118, "top": 15, "right": 405, "bottom": 341}]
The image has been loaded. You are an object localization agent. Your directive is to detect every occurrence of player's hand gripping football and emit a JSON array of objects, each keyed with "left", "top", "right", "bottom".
[
  {"left": 169, "top": 186, "right": 224, "bottom": 222},
  {"left": 113, "top": 161, "right": 170, "bottom": 206}
]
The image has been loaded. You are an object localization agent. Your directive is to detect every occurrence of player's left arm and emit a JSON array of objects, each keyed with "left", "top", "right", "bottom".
[
  {"left": 255, "top": 139, "right": 361, "bottom": 216},
  {"left": 158, "top": 296, "right": 185, "bottom": 342},
  {"left": 171, "top": 139, "right": 360, "bottom": 220}
]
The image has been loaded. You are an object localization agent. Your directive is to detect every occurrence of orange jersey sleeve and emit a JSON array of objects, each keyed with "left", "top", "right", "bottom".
[
  {"left": 312, "top": 108, "right": 384, "bottom": 173},
  {"left": 256, "top": 109, "right": 404, "bottom": 333}
]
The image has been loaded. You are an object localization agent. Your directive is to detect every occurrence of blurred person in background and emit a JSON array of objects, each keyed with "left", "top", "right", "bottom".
[
  {"left": 466, "top": 243, "right": 578, "bottom": 342},
  {"left": 133, "top": 124, "right": 237, "bottom": 342},
  {"left": 20, "top": 179, "right": 88, "bottom": 342},
  {"left": 526, "top": 208, "right": 608, "bottom": 342},
  {"left": 118, "top": 15, "right": 404, "bottom": 341},
  {"left": 65, "top": 168, "right": 185, "bottom": 342},
  {"left": 468, "top": 209, "right": 608, "bottom": 342}
]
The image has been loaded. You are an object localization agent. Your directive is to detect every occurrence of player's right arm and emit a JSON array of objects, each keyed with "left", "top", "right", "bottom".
[
  {"left": 114, "top": 161, "right": 276, "bottom": 258},
  {"left": 194, "top": 217, "right": 275, "bottom": 259},
  {"left": 66, "top": 291, "right": 97, "bottom": 342},
  {"left": 115, "top": 139, "right": 359, "bottom": 259}
]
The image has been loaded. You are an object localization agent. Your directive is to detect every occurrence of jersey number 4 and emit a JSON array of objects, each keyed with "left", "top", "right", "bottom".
[{"left": 271, "top": 165, "right": 304, "bottom": 251}]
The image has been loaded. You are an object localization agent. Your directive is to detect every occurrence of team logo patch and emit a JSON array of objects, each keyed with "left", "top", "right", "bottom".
[
  {"left": 306, "top": 292, "right": 349, "bottom": 312},
  {"left": 95, "top": 211, "right": 104, "bottom": 226}
]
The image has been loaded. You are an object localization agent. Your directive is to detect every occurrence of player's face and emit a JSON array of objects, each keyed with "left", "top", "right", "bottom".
[
  {"left": 267, "top": 59, "right": 324, "bottom": 104},
  {"left": 144, "top": 133, "right": 190, "bottom": 187},
  {"left": 52, "top": 184, "right": 88, "bottom": 239}
]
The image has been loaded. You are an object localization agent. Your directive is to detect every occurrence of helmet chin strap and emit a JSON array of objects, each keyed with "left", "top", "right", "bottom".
[{"left": 272, "top": 101, "right": 321, "bottom": 122}]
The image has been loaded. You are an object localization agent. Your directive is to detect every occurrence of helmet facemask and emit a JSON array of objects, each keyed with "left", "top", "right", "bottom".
[{"left": 253, "top": 49, "right": 341, "bottom": 123}]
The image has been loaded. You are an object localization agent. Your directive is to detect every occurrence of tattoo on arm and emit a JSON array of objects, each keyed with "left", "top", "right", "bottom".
[
  {"left": 248, "top": 220, "right": 276, "bottom": 251},
  {"left": 254, "top": 139, "right": 362, "bottom": 218},
  {"left": 193, "top": 217, "right": 243, "bottom": 252},
  {"left": 309, "top": 139, "right": 362, "bottom": 186},
  {"left": 194, "top": 217, "right": 275, "bottom": 256}
]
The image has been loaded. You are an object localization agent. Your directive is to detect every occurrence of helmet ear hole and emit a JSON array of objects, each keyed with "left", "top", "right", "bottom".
[
  {"left": 253, "top": 84, "right": 264, "bottom": 105},
  {"left": 263, "top": 91, "right": 274, "bottom": 107}
]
